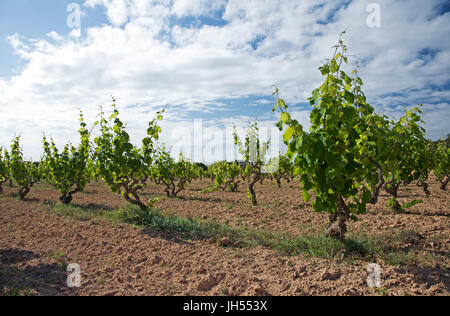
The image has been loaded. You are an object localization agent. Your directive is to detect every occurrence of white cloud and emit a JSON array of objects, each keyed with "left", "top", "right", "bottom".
[
  {"left": 171, "top": 0, "right": 226, "bottom": 17},
  {"left": 0, "top": 0, "right": 449, "bottom": 160},
  {"left": 47, "top": 31, "right": 64, "bottom": 42},
  {"left": 69, "top": 28, "right": 82, "bottom": 38},
  {"left": 84, "top": 0, "right": 130, "bottom": 26}
]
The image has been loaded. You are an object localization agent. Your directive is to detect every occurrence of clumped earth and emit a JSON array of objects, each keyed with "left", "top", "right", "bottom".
[{"left": 0, "top": 178, "right": 448, "bottom": 296}]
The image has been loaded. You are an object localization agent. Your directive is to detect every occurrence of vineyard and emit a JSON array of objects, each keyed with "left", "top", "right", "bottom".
[{"left": 0, "top": 38, "right": 448, "bottom": 296}]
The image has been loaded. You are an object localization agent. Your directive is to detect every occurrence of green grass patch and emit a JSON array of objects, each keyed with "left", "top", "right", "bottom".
[
  {"left": 49, "top": 203, "right": 443, "bottom": 267},
  {"left": 52, "top": 203, "right": 110, "bottom": 221},
  {"left": 97, "top": 205, "right": 388, "bottom": 261}
]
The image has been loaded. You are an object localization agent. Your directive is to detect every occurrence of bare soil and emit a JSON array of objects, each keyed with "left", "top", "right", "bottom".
[{"left": 0, "top": 178, "right": 448, "bottom": 296}]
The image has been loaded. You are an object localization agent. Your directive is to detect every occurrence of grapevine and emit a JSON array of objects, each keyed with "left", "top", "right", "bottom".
[{"left": 41, "top": 111, "right": 93, "bottom": 204}]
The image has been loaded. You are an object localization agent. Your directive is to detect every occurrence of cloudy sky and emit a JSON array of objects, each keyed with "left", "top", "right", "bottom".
[{"left": 0, "top": 0, "right": 449, "bottom": 162}]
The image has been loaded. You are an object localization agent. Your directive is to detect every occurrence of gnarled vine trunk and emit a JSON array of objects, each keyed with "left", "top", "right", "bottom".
[
  {"left": 59, "top": 184, "right": 82, "bottom": 205},
  {"left": 59, "top": 195, "right": 73, "bottom": 204},
  {"left": 123, "top": 188, "right": 147, "bottom": 210},
  {"left": 325, "top": 194, "right": 350, "bottom": 239},
  {"left": 164, "top": 179, "right": 186, "bottom": 198},
  {"left": 389, "top": 198, "right": 402, "bottom": 212},
  {"left": 385, "top": 181, "right": 399, "bottom": 198},
  {"left": 109, "top": 177, "right": 148, "bottom": 211},
  {"left": 416, "top": 173, "right": 430, "bottom": 197},
  {"left": 248, "top": 173, "right": 261, "bottom": 206},
  {"left": 276, "top": 179, "right": 281, "bottom": 188},
  {"left": 224, "top": 180, "right": 239, "bottom": 192},
  {"left": 417, "top": 180, "right": 430, "bottom": 198},
  {"left": 325, "top": 215, "right": 348, "bottom": 239},
  {"left": 369, "top": 158, "right": 384, "bottom": 204},
  {"left": 438, "top": 176, "right": 448, "bottom": 191},
  {"left": 18, "top": 185, "right": 32, "bottom": 200}
]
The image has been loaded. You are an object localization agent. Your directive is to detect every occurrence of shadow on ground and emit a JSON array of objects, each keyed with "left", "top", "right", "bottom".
[
  {"left": 408, "top": 266, "right": 450, "bottom": 294},
  {"left": 0, "top": 248, "right": 73, "bottom": 296}
]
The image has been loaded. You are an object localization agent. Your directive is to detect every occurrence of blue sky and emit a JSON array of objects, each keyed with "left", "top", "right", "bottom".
[
  {"left": 0, "top": 1, "right": 108, "bottom": 76},
  {"left": 0, "top": 0, "right": 449, "bottom": 162}
]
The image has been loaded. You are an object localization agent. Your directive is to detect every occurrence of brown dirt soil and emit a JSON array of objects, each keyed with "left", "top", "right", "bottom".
[{"left": 0, "top": 178, "right": 449, "bottom": 296}]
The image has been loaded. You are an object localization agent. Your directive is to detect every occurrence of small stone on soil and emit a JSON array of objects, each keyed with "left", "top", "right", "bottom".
[
  {"left": 320, "top": 269, "right": 341, "bottom": 281},
  {"left": 219, "top": 237, "right": 232, "bottom": 247},
  {"left": 197, "top": 274, "right": 218, "bottom": 292}
]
